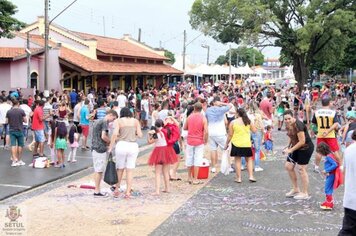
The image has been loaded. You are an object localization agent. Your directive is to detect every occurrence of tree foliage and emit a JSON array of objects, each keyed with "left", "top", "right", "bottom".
[
  {"left": 215, "top": 46, "right": 264, "bottom": 66},
  {"left": 164, "top": 49, "right": 175, "bottom": 64},
  {"left": 0, "top": 0, "right": 25, "bottom": 38},
  {"left": 190, "top": 0, "right": 356, "bottom": 88}
]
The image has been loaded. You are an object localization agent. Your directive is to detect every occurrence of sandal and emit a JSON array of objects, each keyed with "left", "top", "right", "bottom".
[
  {"left": 249, "top": 178, "right": 257, "bottom": 183},
  {"left": 113, "top": 191, "right": 120, "bottom": 198},
  {"left": 124, "top": 194, "right": 131, "bottom": 199},
  {"left": 234, "top": 179, "right": 242, "bottom": 183},
  {"left": 192, "top": 181, "right": 203, "bottom": 185},
  {"left": 169, "top": 178, "right": 182, "bottom": 181},
  {"left": 285, "top": 190, "right": 300, "bottom": 198}
]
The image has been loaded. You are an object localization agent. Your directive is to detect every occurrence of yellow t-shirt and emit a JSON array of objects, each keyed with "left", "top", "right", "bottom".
[
  {"left": 231, "top": 122, "right": 251, "bottom": 147},
  {"left": 313, "top": 109, "right": 337, "bottom": 138}
]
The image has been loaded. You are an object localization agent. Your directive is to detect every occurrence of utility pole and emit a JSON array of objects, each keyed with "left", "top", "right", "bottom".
[
  {"left": 26, "top": 32, "right": 31, "bottom": 88},
  {"left": 236, "top": 54, "right": 239, "bottom": 67},
  {"left": 182, "top": 30, "right": 186, "bottom": 81},
  {"left": 44, "top": 0, "right": 77, "bottom": 91},
  {"left": 102, "top": 16, "right": 106, "bottom": 36},
  {"left": 207, "top": 45, "right": 210, "bottom": 65},
  {"left": 159, "top": 40, "right": 162, "bottom": 49},
  {"left": 138, "top": 28, "right": 142, "bottom": 42},
  {"left": 44, "top": 0, "right": 49, "bottom": 91},
  {"left": 350, "top": 68, "right": 353, "bottom": 84},
  {"left": 253, "top": 52, "right": 255, "bottom": 67},
  {"left": 229, "top": 45, "right": 232, "bottom": 84}
]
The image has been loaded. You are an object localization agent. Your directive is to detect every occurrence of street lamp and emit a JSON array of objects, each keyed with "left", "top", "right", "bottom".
[{"left": 201, "top": 44, "right": 210, "bottom": 65}]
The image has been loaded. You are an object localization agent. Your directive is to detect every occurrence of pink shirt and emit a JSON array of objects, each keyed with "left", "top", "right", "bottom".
[
  {"left": 260, "top": 98, "right": 273, "bottom": 120},
  {"left": 187, "top": 113, "right": 204, "bottom": 146}
]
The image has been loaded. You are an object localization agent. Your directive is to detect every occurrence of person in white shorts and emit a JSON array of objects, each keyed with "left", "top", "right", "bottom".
[{"left": 108, "top": 107, "right": 142, "bottom": 198}]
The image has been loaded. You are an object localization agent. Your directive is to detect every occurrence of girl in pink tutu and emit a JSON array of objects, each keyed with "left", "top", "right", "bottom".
[{"left": 148, "top": 119, "right": 178, "bottom": 195}]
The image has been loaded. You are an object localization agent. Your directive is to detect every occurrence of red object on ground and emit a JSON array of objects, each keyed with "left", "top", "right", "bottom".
[
  {"left": 190, "top": 166, "right": 209, "bottom": 179},
  {"left": 79, "top": 185, "right": 95, "bottom": 189}
]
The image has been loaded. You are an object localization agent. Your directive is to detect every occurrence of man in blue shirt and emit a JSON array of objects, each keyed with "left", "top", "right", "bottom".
[
  {"left": 69, "top": 89, "right": 78, "bottom": 109},
  {"left": 205, "top": 96, "right": 232, "bottom": 173},
  {"left": 80, "top": 99, "right": 91, "bottom": 150}
]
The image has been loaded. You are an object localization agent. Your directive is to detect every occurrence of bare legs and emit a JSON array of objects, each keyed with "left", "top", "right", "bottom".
[
  {"left": 154, "top": 164, "right": 170, "bottom": 195},
  {"left": 94, "top": 172, "right": 103, "bottom": 193},
  {"left": 285, "top": 162, "right": 309, "bottom": 196},
  {"left": 234, "top": 156, "right": 255, "bottom": 182},
  {"left": 115, "top": 168, "right": 135, "bottom": 197},
  {"left": 211, "top": 150, "right": 218, "bottom": 169}
]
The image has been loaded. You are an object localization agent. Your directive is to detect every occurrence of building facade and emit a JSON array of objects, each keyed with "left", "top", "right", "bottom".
[{"left": 0, "top": 17, "right": 182, "bottom": 94}]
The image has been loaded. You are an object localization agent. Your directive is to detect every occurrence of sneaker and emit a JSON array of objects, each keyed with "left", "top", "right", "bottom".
[
  {"left": 11, "top": 161, "right": 20, "bottom": 167},
  {"left": 293, "top": 193, "right": 310, "bottom": 200},
  {"left": 241, "top": 166, "right": 246, "bottom": 171},
  {"left": 54, "top": 164, "right": 61, "bottom": 168},
  {"left": 211, "top": 167, "right": 216, "bottom": 173},
  {"left": 17, "top": 160, "right": 26, "bottom": 166},
  {"left": 94, "top": 192, "right": 109, "bottom": 198},
  {"left": 285, "top": 190, "right": 300, "bottom": 198},
  {"left": 320, "top": 201, "right": 334, "bottom": 210},
  {"left": 254, "top": 166, "right": 264, "bottom": 172},
  {"left": 229, "top": 167, "right": 235, "bottom": 173}
]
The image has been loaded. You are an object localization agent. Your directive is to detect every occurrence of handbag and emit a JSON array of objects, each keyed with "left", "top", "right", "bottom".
[
  {"left": 220, "top": 150, "right": 230, "bottom": 175},
  {"left": 104, "top": 153, "right": 118, "bottom": 185},
  {"left": 173, "top": 141, "right": 180, "bottom": 154}
]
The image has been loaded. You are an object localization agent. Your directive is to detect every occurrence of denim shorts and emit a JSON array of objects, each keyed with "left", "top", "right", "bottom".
[
  {"left": 34, "top": 130, "right": 46, "bottom": 142},
  {"left": 10, "top": 131, "right": 24, "bottom": 147}
]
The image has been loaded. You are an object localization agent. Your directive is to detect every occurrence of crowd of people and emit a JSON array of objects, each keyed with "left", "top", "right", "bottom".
[{"left": 1, "top": 79, "right": 356, "bottom": 234}]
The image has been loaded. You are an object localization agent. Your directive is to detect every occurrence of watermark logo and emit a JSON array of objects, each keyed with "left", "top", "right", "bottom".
[
  {"left": 5, "top": 206, "right": 22, "bottom": 222},
  {"left": 1, "top": 205, "right": 27, "bottom": 236}
]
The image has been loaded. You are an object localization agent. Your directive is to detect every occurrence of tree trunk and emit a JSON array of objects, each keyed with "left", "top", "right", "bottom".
[{"left": 292, "top": 54, "right": 309, "bottom": 91}]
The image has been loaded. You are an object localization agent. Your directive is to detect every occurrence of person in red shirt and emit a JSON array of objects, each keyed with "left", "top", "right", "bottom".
[
  {"left": 259, "top": 92, "right": 274, "bottom": 128},
  {"left": 183, "top": 102, "right": 208, "bottom": 185},
  {"left": 32, "top": 100, "right": 49, "bottom": 157}
]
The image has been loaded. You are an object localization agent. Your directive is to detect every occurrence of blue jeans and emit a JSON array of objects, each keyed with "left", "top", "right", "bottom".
[{"left": 252, "top": 131, "right": 263, "bottom": 167}]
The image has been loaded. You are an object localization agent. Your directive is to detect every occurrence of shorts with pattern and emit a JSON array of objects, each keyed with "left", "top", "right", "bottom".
[{"left": 92, "top": 150, "right": 107, "bottom": 173}]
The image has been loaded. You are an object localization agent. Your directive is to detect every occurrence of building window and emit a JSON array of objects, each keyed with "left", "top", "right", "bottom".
[
  {"left": 30, "top": 72, "right": 38, "bottom": 89},
  {"left": 62, "top": 73, "right": 72, "bottom": 89},
  {"left": 112, "top": 75, "right": 120, "bottom": 89}
]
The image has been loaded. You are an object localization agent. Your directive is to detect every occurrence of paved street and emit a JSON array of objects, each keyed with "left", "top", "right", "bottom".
[
  {"left": 0, "top": 127, "right": 345, "bottom": 235},
  {"left": 0, "top": 128, "right": 149, "bottom": 200}
]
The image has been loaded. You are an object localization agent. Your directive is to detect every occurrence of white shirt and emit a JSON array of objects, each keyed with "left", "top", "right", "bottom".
[
  {"left": 73, "top": 102, "right": 83, "bottom": 122},
  {"left": 20, "top": 104, "right": 32, "bottom": 126},
  {"left": 343, "top": 142, "right": 356, "bottom": 211},
  {"left": 141, "top": 99, "right": 149, "bottom": 112},
  {"left": 117, "top": 94, "right": 127, "bottom": 108},
  {"left": 0, "top": 102, "right": 12, "bottom": 124}
]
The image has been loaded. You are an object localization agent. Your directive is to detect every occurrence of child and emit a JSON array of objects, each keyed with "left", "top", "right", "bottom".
[
  {"left": 147, "top": 119, "right": 177, "bottom": 196},
  {"left": 48, "top": 120, "right": 57, "bottom": 165},
  {"left": 68, "top": 125, "right": 79, "bottom": 163},
  {"left": 276, "top": 101, "right": 286, "bottom": 131},
  {"left": 54, "top": 121, "right": 68, "bottom": 168},
  {"left": 316, "top": 142, "right": 343, "bottom": 210},
  {"left": 263, "top": 125, "right": 273, "bottom": 155}
]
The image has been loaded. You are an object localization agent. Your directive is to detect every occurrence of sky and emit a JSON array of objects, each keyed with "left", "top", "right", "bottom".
[{"left": 10, "top": 0, "right": 280, "bottom": 64}]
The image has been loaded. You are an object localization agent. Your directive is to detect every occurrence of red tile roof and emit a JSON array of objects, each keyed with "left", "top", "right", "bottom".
[
  {"left": 59, "top": 47, "right": 182, "bottom": 74},
  {"left": 72, "top": 31, "right": 167, "bottom": 60},
  {"left": 0, "top": 47, "right": 43, "bottom": 59}
]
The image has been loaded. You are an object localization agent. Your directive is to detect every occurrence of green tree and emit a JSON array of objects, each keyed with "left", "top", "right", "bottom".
[
  {"left": 0, "top": 0, "right": 25, "bottom": 38},
  {"left": 215, "top": 55, "right": 227, "bottom": 65},
  {"left": 190, "top": 0, "right": 356, "bottom": 89},
  {"left": 164, "top": 50, "right": 175, "bottom": 64},
  {"left": 215, "top": 46, "right": 264, "bottom": 66}
]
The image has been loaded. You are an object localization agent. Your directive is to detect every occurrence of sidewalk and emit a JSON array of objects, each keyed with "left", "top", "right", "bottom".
[{"left": 0, "top": 129, "right": 149, "bottom": 201}]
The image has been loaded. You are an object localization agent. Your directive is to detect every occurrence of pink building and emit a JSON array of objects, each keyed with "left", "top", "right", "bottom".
[{"left": 0, "top": 17, "right": 182, "bottom": 94}]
